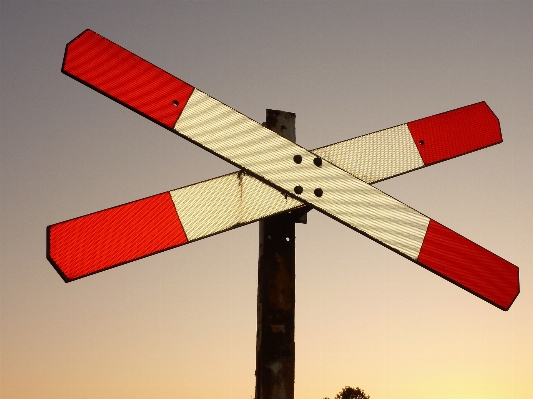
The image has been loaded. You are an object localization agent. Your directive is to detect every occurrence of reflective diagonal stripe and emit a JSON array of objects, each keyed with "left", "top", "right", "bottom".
[
  {"left": 176, "top": 89, "right": 430, "bottom": 259},
  {"left": 407, "top": 102, "right": 501, "bottom": 165},
  {"left": 170, "top": 172, "right": 301, "bottom": 241},
  {"left": 313, "top": 102, "right": 500, "bottom": 183},
  {"left": 47, "top": 193, "right": 188, "bottom": 281},
  {"left": 62, "top": 29, "right": 194, "bottom": 128},
  {"left": 418, "top": 220, "right": 519, "bottom": 310},
  {"left": 313, "top": 124, "right": 423, "bottom": 183}
]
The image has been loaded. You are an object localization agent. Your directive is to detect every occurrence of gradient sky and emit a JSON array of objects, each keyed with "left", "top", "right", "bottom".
[{"left": 1, "top": 1, "right": 532, "bottom": 399}]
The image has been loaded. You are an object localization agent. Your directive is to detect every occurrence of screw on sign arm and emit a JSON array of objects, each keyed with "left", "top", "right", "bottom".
[
  {"left": 48, "top": 104, "right": 505, "bottom": 282},
  {"left": 55, "top": 30, "right": 519, "bottom": 311}
]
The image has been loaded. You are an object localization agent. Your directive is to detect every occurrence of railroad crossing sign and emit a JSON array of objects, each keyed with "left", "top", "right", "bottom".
[{"left": 47, "top": 30, "right": 519, "bottom": 311}]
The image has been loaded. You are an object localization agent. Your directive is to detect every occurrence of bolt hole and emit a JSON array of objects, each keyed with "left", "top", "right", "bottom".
[
  {"left": 314, "top": 188, "right": 323, "bottom": 197},
  {"left": 294, "top": 185, "right": 303, "bottom": 194},
  {"left": 293, "top": 155, "right": 302, "bottom": 164},
  {"left": 313, "top": 157, "right": 322, "bottom": 167},
  {"left": 172, "top": 100, "right": 179, "bottom": 107},
  {"left": 419, "top": 140, "right": 424, "bottom": 145}
]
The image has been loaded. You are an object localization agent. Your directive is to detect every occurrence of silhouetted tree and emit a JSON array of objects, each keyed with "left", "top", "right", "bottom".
[{"left": 324, "top": 385, "right": 369, "bottom": 399}]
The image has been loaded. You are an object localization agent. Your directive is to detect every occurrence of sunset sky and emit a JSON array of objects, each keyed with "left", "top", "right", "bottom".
[{"left": 1, "top": 1, "right": 532, "bottom": 398}]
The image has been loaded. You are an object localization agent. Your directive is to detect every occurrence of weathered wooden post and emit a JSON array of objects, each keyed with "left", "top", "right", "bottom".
[{"left": 255, "top": 110, "right": 304, "bottom": 399}]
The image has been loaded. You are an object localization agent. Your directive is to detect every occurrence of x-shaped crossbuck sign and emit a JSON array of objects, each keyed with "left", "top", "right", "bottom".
[{"left": 47, "top": 30, "right": 519, "bottom": 310}]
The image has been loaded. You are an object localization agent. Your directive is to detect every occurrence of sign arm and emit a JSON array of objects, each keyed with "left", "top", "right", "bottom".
[
  {"left": 48, "top": 172, "right": 303, "bottom": 282},
  {"left": 48, "top": 103, "right": 502, "bottom": 282}
]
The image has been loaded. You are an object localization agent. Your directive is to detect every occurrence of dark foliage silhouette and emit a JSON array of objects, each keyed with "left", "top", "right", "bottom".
[{"left": 324, "top": 385, "right": 370, "bottom": 399}]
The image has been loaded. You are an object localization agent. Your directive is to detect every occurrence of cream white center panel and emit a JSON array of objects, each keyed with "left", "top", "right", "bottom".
[
  {"left": 175, "top": 89, "right": 430, "bottom": 258},
  {"left": 170, "top": 173, "right": 302, "bottom": 241},
  {"left": 312, "top": 124, "right": 424, "bottom": 184}
]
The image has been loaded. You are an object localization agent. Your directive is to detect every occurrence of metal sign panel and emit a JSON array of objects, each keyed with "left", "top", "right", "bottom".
[
  {"left": 47, "top": 103, "right": 498, "bottom": 282},
  {"left": 49, "top": 30, "right": 519, "bottom": 310}
]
